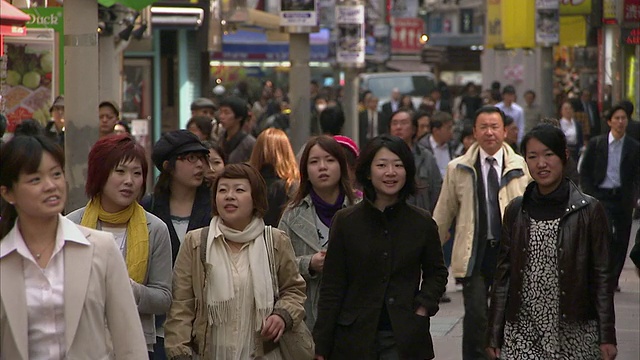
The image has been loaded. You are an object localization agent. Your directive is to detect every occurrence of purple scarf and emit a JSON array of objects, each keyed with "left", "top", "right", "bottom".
[{"left": 310, "top": 188, "right": 345, "bottom": 227}]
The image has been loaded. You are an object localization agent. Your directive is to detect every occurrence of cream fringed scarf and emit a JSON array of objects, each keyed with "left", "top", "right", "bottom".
[{"left": 206, "top": 216, "right": 274, "bottom": 331}]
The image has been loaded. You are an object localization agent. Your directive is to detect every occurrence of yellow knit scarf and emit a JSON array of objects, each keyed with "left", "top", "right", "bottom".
[{"left": 80, "top": 196, "right": 149, "bottom": 283}]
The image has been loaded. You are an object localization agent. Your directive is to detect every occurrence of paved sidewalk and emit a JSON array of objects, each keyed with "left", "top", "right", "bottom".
[{"left": 430, "top": 220, "right": 640, "bottom": 360}]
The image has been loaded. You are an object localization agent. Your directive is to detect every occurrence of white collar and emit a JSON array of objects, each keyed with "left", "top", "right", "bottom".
[
  {"left": 429, "top": 134, "right": 446, "bottom": 149},
  {"left": 608, "top": 132, "right": 625, "bottom": 144},
  {"left": 479, "top": 147, "right": 504, "bottom": 169},
  {"left": 0, "top": 215, "right": 90, "bottom": 259}
]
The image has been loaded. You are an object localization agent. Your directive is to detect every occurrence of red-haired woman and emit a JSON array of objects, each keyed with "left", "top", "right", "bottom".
[{"left": 67, "top": 134, "right": 172, "bottom": 358}]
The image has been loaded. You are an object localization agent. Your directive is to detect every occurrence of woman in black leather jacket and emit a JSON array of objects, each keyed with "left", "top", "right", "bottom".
[{"left": 487, "top": 125, "right": 617, "bottom": 360}]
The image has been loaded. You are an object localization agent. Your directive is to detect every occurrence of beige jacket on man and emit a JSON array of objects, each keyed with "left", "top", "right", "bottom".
[
  {"left": 164, "top": 226, "right": 306, "bottom": 360},
  {"left": 0, "top": 217, "right": 148, "bottom": 360},
  {"left": 433, "top": 142, "right": 531, "bottom": 278}
]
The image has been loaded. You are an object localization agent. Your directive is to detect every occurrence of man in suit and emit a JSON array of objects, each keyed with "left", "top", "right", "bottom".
[
  {"left": 579, "top": 89, "right": 601, "bottom": 138},
  {"left": 495, "top": 85, "right": 525, "bottom": 145},
  {"left": 430, "top": 88, "right": 452, "bottom": 114},
  {"left": 358, "top": 95, "right": 386, "bottom": 149},
  {"left": 580, "top": 103, "right": 640, "bottom": 292},
  {"left": 419, "top": 111, "right": 455, "bottom": 178},
  {"left": 433, "top": 106, "right": 530, "bottom": 360},
  {"left": 380, "top": 88, "right": 401, "bottom": 128}
]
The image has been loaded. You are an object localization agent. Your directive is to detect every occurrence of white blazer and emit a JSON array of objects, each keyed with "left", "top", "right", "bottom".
[{"left": 0, "top": 216, "right": 147, "bottom": 360}]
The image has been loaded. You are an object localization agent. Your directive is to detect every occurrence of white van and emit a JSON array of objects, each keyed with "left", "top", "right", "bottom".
[{"left": 359, "top": 72, "right": 437, "bottom": 110}]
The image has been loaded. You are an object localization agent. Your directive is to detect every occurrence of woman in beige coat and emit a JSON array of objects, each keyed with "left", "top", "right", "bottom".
[
  {"left": 164, "top": 163, "right": 306, "bottom": 360},
  {"left": 0, "top": 134, "right": 147, "bottom": 359}
]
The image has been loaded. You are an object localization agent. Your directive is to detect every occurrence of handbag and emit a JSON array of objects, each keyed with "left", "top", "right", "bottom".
[{"left": 264, "top": 226, "right": 315, "bottom": 360}]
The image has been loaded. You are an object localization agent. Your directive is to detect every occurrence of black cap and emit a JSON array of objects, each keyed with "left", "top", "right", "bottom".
[
  {"left": 190, "top": 97, "right": 217, "bottom": 111},
  {"left": 152, "top": 130, "right": 208, "bottom": 170},
  {"left": 502, "top": 85, "right": 516, "bottom": 95}
]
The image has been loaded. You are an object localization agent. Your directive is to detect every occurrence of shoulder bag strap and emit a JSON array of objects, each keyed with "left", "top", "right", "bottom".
[
  {"left": 200, "top": 226, "right": 209, "bottom": 268},
  {"left": 264, "top": 226, "right": 280, "bottom": 300}
]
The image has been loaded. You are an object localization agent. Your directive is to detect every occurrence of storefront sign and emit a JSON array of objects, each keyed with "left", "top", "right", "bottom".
[
  {"left": 536, "top": 0, "right": 560, "bottom": 45},
  {"left": 485, "top": 0, "right": 502, "bottom": 48},
  {"left": 335, "top": 5, "right": 365, "bottom": 65},
  {"left": 460, "top": 9, "right": 474, "bottom": 34},
  {"left": 22, "top": 7, "right": 64, "bottom": 94},
  {"left": 389, "top": 0, "right": 419, "bottom": 18},
  {"left": 502, "top": 0, "right": 535, "bottom": 49},
  {"left": 559, "top": 0, "right": 591, "bottom": 15},
  {"left": 602, "top": 0, "right": 617, "bottom": 20},
  {"left": 391, "top": 17, "right": 424, "bottom": 54},
  {"left": 280, "top": 0, "right": 318, "bottom": 27},
  {"left": 622, "top": 27, "right": 640, "bottom": 45},
  {"left": 624, "top": 0, "right": 640, "bottom": 22}
]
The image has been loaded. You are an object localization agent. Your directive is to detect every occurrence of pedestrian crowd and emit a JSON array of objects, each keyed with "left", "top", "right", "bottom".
[{"left": 0, "top": 79, "right": 639, "bottom": 360}]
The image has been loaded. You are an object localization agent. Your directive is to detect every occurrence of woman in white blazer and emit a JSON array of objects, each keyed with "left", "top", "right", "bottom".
[{"left": 0, "top": 134, "right": 147, "bottom": 360}]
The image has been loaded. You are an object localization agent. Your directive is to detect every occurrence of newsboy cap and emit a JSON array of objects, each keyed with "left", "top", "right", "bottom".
[
  {"left": 190, "top": 97, "right": 217, "bottom": 111},
  {"left": 151, "top": 130, "right": 208, "bottom": 171}
]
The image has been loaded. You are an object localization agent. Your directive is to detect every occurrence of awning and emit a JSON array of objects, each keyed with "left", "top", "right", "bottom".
[{"left": 0, "top": 0, "right": 30, "bottom": 56}]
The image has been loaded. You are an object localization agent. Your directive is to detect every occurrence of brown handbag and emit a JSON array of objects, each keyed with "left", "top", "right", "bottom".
[{"left": 264, "top": 226, "right": 315, "bottom": 360}]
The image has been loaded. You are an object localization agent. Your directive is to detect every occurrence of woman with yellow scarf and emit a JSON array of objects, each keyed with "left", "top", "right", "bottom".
[{"left": 67, "top": 134, "right": 173, "bottom": 358}]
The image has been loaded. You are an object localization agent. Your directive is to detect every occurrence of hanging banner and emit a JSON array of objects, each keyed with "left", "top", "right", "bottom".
[
  {"left": 280, "top": 0, "right": 318, "bottom": 27},
  {"left": 502, "top": 0, "right": 535, "bottom": 49},
  {"left": 335, "top": 4, "right": 365, "bottom": 65},
  {"left": 485, "top": 0, "right": 502, "bottom": 48},
  {"left": 460, "top": 9, "right": 474, "bottom": 34},
  {"left": 559, "top": 0, "right": 591, "bottom": 15},
  {"left": 559, "top": 15, "right": 586, "bottom": 47},
  {"left": 603, "top": 0, "right": 617, "bottom": 20},
  {"left": 391, "top": 17, "right": 424, "bottom": 54},
  {"left": 623, "top": 0, "right": 640, "bottom": 22},
  {"left": 536, "top": 0, "right": 560, "bottom": 45}
]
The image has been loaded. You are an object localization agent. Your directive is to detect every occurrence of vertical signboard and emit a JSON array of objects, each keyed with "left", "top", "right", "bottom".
[
  {"left": 335, "top": 4, "right": 365, "bottom": 65},
  {"left": 559, "top": 0, "right": 591, "bottom": 15},
  {"left": 603, "top": 0, "right": 617, "bottom": 21},
  {"left": 391, "top": 17, "right": 424, "bottom": 54},
  {"left": 280, "top": 0, "right": 318, "bottom": 27},
  {"left": 536, "top": 0, "right": 560, "bottom": 45},
  {"left": 460, "top": 9, "right": 474, "bottom": 34},
  {"left": 486, "top": 0, "right": 502, "bottom": 48},
  {"left": 623, "top": 0, "right": 640, "bottom": 23}
]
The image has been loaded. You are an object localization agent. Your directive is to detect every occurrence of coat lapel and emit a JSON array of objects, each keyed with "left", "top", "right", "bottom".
[
  {"left": 0, "top": 253, "right": 29, "bottom": 359},
  {"left": 63, "top": 229, "right": 94, "bottom": 351}
]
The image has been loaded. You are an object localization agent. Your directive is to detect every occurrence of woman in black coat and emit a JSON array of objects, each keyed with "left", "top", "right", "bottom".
[{"left": 313, "top": 134, "right": 448, "bottom": 360}]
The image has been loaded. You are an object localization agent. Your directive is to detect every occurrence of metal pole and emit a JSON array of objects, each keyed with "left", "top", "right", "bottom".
[
  {"left": 342, "top": 67, "right": 359, "bottom": 141},
  {"left": 64, "top": 0, "right": 99, "bottom": 212},
  {"left": 289, "top": 32, "right": 311, "bottom": 152}
]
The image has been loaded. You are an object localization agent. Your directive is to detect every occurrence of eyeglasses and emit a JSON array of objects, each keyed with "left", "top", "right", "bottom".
[{"left": 177, "top": 153, "right": 208, "bottom": 163}]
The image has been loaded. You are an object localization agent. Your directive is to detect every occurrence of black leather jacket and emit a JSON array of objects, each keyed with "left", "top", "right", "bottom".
[{"left": 487, "top": 181, "right": 616, "bottom": 347}]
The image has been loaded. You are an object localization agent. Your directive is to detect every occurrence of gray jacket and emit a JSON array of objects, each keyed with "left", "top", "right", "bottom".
[
  {"left": 67, "top": 208, "right": 173, "bottom": 348},
  {"left": 408, "top": 143, "right": 443, "bottom": 212},
  {"left": 278, "top": 194, "right": 352, "bottom": 330}
]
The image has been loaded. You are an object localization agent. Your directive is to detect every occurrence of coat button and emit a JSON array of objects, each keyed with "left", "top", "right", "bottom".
[
  {"left": 388, "top": 297, "right": 395, "bottom": 305},
  {"left": 561, "top": 291, "right": 566, "bottom": 295},
  {"left": 382, "top": 252, "right": 388, "bottom": 258},
  {"left": 560, "top": 270, "right": 565, "bottom": 275},
  {"left": 562, "top": 314, "right": 566, "bottom": 319}
]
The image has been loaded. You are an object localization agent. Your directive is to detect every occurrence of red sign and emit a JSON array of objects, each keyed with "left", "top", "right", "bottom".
[
  {"left": 391, "top": 18, "right": 424, "bottom": 54},
  {"left": 624, "top": 0, "right": 640, "bottom": 22},
  {"left": 622, "top": 27, "right": 640, "bottom": 45}
]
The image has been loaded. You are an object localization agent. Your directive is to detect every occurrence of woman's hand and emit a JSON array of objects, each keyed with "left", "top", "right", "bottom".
[
  {"left": 261, "top": 314, "right": 285, "bottom": 342},
  {"left": 415, "top": 305, "right": 427, "bottom": 317},
  {"left": 600, "top": 343, "right": 617, "bottom": 360},
  {"left": 309, "top": 251, "right": 326, "bottom": 273},
  {"left": 486, "top": 347, "right": 500, "bottom": 359}
]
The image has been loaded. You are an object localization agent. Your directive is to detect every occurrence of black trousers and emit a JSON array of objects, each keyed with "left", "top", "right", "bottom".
[{"left": 599, "top": 195, "right": 633, "bottom": 289}]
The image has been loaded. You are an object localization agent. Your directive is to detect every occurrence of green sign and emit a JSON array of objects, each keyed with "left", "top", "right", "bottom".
[
  {"left": 98, "top": 0, "right": 159, "bottom": 11},
  {"left": 22, "top": 7, "right": 65, "bottom": 95}
]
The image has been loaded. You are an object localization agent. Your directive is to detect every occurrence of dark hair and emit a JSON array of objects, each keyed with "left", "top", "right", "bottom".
[
  {"left": 430, "top": 111, "right": 453, "bottom": 130},
  {"left": 490, "top": 89, "right": 502, "bottom": 103},
  {"left": 290, "top": 136, "right": 355, "bottom": 207},
  {"left": 86, "top": 134, "right": 149, "bottom": 199},
  {"left": 186, "top": 116, "right": 214, "bottom": 140},
  {"left": 459, "top": 123, "right": 474, "bottom": 143},
  {"left": 520, "top": 124, "right": 568, "bottom": 164},
  {"left": 524, "top": 90, "right": 536, "bottom": 98},
  {"left": 473, "top": 106, "right": 506, "bottom": 127},
  {"left": 412, "top": 110, "right": 431, "bottom": 130},
  {"left": 0, "top": 114, "right": 7, "bottom": 138},
  {"left": 115, "top": 121, "right": 131, "bottom": 134},
  {"left": 99, "top": 100, "right": 120, "bottom": 118},
  {"left": 606, "top": 103, "right": 630, "bottom": 121},
  {"left": 219, "top": 96, "right": 249, "bottom": 124},
  {"left": 202, "top": 140, "right": 227, "bottom": 164},
  {"left": 211, "top": 163, "right": 268, "bottom": 218},
  {"left": 0, "top": 135, "right": 65, "bottom": 238},
  {"left": 14, "top": 119, "right": 45, "bottom": 136},
  {"left": 618, "top": 100, "right": 634, "bottom": 117},
  {"left": 504, "top": 115, "right": 514, "bottom": 127},
  {"left": 356, "top": 134, "right": 416, "bottom": 203},
  {"left": 319, "top": 106, "right": 345, "bottom": 135}
]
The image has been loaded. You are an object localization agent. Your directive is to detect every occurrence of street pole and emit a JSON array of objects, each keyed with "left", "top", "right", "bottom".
[
  {"left": 539, "top": 46, "right": 555, "bottom": 117},
  {"left": 64, "top": 0, "right": 99, "bottom": 212},
  {"left": 342, "top": 67, "right": 359, "bottom": 141},
  {"left": 288, "top": 32, "right": 311, "bottom": 152}
]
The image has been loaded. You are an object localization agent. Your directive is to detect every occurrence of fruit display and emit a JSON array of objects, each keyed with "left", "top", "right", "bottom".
[{"left": 2, "top": 43, "right": 54, "bottom": 132}]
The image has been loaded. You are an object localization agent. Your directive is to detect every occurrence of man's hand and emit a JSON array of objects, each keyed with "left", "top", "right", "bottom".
[
  {"left": 415, "top": 305, "right": 427, "bottom": 317},
  {"left": 486, "top": 347, "right": 501, "bottom": 359},
  {"left": 600, "top": 343, "right": 617, "bottom": 360},
  {"left": 309, "top": 251, "right": 326, "bottom": 273},
  {"left": 261, "top": 315, "right": 285, "bottom": 342}
]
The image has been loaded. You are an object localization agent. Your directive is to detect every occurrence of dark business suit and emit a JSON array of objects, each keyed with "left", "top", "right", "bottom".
[
  {"left": 580, "top": 133, "right": 640, "bottom": 288},
  {"left": 358, "top": 109, "right": 386, "bottom": 149},
  {"left": 574, "top": 99, "right": 602, "bottom": 138},
  {"left": 380, "top": 101, "right": 397, "bottom": 132},
  {"left": 313, "top": 200, "right": 448, "bottom": 359}
]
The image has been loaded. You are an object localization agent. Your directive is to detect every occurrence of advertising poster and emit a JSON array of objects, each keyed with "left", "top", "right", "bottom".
[
  {"left": 536, "top": 0, "right": 559, "bottom": 45},
  {"left": 623, "top": 0, "right": 640, "bottom": 23},
  {"left": 391, "top": 18, "right": 424, "bottom": 54},
  {"left": 335, "top": 5, "right": 365, "bottom": 65},
  {"left": 3, "top": 29, "right": 55, "bottom": 132},
  {"left": 280, "top": 0, "right": 318, "bottom": 27}
]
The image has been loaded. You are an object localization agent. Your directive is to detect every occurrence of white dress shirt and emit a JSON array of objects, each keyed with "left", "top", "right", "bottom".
[
  {"left": 496, "top": 101, "right": 526, "bottom": 144},
  {"left": 560, "top": 118, "right": 578, "bottom": 146},
  {"left": 0, "top": 215, "right": 90, "bottom": 360},
  {"left": 600, "top": 132, "right": 624, "bottom": 189}
]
